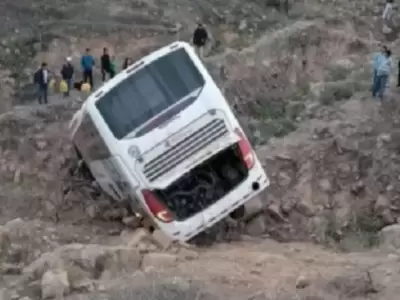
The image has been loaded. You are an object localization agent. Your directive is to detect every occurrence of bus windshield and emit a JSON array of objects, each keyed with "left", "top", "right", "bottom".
[{"left": 96, "top": 48, "right": 205, "bottom": 139}]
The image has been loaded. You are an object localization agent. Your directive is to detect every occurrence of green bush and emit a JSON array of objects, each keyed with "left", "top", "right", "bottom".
[
  {"left": 261, "top": 117, "right": 297, "bottom": 138},
  {"left": 319, "top": 80, "right": 363, "bottom": 105}
]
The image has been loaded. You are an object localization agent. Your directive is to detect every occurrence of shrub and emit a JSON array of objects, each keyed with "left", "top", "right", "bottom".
[
  {"left": 327, "top": 65, "right": 349, "bottom": 82},
  {"left": 319, "top": 80, "right": 363, "bottom": 105}
]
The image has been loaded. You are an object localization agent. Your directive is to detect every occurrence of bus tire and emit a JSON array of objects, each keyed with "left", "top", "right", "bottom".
[{"left": 229, "top": 205, "right": 245, "bottom": 220}]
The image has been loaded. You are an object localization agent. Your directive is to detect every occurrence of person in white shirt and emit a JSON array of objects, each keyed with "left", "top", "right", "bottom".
[
  {"left": 382, "top": 0, "right": 394, "bottom": 25},
  {"left": 33, "top": 62, "right": 50, "bottom": 104}
]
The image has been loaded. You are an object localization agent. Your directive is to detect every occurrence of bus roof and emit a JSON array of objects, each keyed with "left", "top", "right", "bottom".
[{"left": 84, "top": 41, "right": 192, "bottom": 108}]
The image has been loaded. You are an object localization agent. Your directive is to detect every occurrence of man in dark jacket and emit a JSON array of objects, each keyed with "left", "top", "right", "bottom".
[
  {"left": 397, "top": 58, "right": 400, "bottom": 87},
  {"left": 81, "top": 48, "right": 95, "bottom": 88},
  {"left": 61, "top": 57, "right": 74, "bottom": 96},
  {"left": 34, "top": 62, "right": 50, "bottom": 104},
  {"left": 101, "top": 47, "right": 113, "bottom": 82},
  {"left": 192, "top": 23, "right": 208, "bottom": 58}
]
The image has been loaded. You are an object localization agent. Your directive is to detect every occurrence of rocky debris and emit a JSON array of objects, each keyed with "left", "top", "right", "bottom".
[
  {"left": 245, "top": 216, "right": 267, "bottom": 236},
  {"left": 295, "top": 275, "right": 310, "bottom": 289},
  {"left": 9, "top": 230, "right": 200, "bottom": 299},
  {"left": 374, "top": 194, "right": 395, "bottom": 226},
  {"left": 325, "top": 270, "right": 378, "bottom": 297},
  {"left": 0, "top": 263, "right": 22, "bottom": 275},
  {"left": 41, "top": 269, "right": 70, "bottom": 299},
  {"left": 23, "top": 244, "right": 142, "bottom": 282},
  {"left": 141, "top": 253, "right": 178, "bottom": 271},
  {"left": 379, "top": 224, "right": 400, "bottom": 251}
]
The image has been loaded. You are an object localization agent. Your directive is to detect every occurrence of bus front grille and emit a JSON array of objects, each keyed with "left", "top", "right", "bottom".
[{"left": 143, "top": 118, "right": 228, "bottom": 182}]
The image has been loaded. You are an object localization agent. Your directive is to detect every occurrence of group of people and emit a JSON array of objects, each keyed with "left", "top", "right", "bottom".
[
  {"left": 32, "top": 22, "right": 212, "bottom": 105},
  {"left": 33, "top": 47, "right": 134, "bottom": 104}
]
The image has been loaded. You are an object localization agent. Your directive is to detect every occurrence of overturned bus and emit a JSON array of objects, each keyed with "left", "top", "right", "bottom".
[{"left": 69, "top": 41, "right": 269, "bottom": 242}]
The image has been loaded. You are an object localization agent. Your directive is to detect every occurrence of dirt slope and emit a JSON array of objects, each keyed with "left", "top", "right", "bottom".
[{"left": 2, "top": 0, "right": 400, "bottom": 299}]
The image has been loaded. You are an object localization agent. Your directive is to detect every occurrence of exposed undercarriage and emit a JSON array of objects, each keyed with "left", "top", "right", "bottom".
[{"left": 155, "top": 143, "right": 249, "bottom": 221}]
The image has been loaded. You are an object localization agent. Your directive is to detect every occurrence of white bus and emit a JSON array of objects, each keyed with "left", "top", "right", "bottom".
[{"left": 69, "top": 41, "right": 269, "bottom": 242}]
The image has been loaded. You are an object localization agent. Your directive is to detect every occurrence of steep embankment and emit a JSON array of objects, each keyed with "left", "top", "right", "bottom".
[{"left": 2, "top": 0, "right": 400, "bottom": 299}]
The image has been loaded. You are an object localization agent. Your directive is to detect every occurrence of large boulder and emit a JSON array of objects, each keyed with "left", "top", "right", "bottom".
[
  {"left": 23, "top": 244, "right": 143, "bottom": 282},
  {"left": 41, "top": 269, "right": 70, "bottom": 299},
  {"left": 379, "top": 224, "right": 400, "bottom": 251}
]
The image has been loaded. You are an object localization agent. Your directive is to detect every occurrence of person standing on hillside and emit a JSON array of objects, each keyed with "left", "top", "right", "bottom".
[
  {"left": 123, "top": 57, "right": 133, "bottom": 70},
  {"left": 383, "top": 0, "right": 394, "bottom": 23},
  {"left": 101, "top": 48, "right": 112, "bottom": 82},
  {"left": 61, "top": 57, "right": 74, "bottom": 97},
  {"left": 192, "top": 23, "right": 209, "bottom": 58},
  {"left": 34, "top": 62, "right": 50, "bottom": 105},
  {"left": 382, "top": 0, "right": 394, "bottom": 33},
  {"left": 397, "top": 58, "right": 400, "bottom": 87},
  {"left": 109, "top": 55, "right": 116, "bottom": 78},
  {"left": 372, "top": 44, "right": 387, "bottom": 91},
  {"left": 373, "top": 48, "right": 392, "bottom": 100},
  {"left": 81, "top": 48, "right": 95, "bottom": 88}
]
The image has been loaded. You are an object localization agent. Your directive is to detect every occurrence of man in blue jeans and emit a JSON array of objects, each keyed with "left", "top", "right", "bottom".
[
  {"left": 372, "top": 44, "right": 387, "bottom": 92},
  {"left": 372, "top": 49, "right": 392, "bottom": 100},
  {"left": 61, "top": 57, "right": 74, "bottom": 97},
  {"left": 81, "top": 48, "right": 95, "bottom": 88}
]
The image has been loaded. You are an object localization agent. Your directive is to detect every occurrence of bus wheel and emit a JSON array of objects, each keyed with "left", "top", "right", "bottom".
[{"left": 229, "top": 205, "right": 245, "bottom": 220}]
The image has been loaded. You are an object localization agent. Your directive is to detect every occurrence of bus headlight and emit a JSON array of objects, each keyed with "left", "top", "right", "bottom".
[{"left": 128, "top": 145, "right": 141, "bottom": 159}]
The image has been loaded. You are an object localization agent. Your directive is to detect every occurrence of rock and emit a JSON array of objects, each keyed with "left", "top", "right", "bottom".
[
  {"left": 24, "top": 244, "right": 131, "bottom": 280},
  {"left": 103, "top": 207, "right": 129, "bottom": 221},
  {"left": 238, "top": 19, "right": 247, "bottom": 31},
  {"left": 379, "top": 224, "right": 400, "bottom": 250},
  {"left": 152, "top": 229, "right": 173, "bottom": 249},
  {"left": 121, "top": 228, "right": 154, "bottom": 248},
  {"left": 8, "top": 244, "right": 28, "bottom": 264},
  {"left": 350, "top": 180, "right": 365, "bottom": 196},
  {"left": 0, "top": 226, "right": 10, "bottom": 259},
  {"left": 375, "top": 195, "right": 395, "bottom": 225},
  {"left": 13, "top": 169, "right": 21, "bottom": 183},
  {"left": 318, "top": 178, "right": 333, "bottom": 193},
  {"left": 246, "top": 216, "right": 266, "bottom": 236},
  {"left": 100, "top": 247, "right": 142, "bottom": 278},
  {"left": 17, "top": 280, "right": 41, "bottom": 300},
  {"left": 0, "top": 263, "right": 21, "bottom": 275},
  {"left": 244, "top": 196, "right": 264, "bottom": 216},
  {"left": 291, "top": 181, "right": 317, "bottom": 217},
  {"left": 375, "top": 195, "right": 391, "bottom": 212},
  {"left": 36, "top": 140, "right": 47, "bottom": 150},
  {"left": 84, "top": 204, "right": 98, "bottom": 219},
  {"left": 0, "top": 288, "right": 12, "bottom": 300},
  {"left": 141, "top": 253, "right": 178, "bottom": 271},
  {"left": 179, "top": 248, "right": 199, "bottom": 261},
  {"left": 66, "top": 265, "right": 94, "bottom": 292},
  {"left": 107, "top": 228, "right": 121, "bottom": 236},
  {"left": 122, "top": 216, "right": 141, "bottom": 229},
  {"left": 296, "top": 275, "right": 310, "bottom": 289},
  {"left": 266, "top": 204, "right": 286, "bottom": 222},
  {"left": 5, "top": 218, "right": 28, "bottom": 237},
  {"left": 41, "top": 269, "right": 70, "bottom": 299}
]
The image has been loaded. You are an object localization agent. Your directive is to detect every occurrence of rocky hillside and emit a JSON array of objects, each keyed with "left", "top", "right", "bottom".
[{"left": 2, "top": 0, "right": 400, "bottom": 299}]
